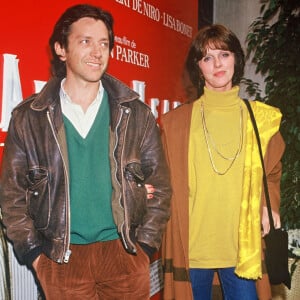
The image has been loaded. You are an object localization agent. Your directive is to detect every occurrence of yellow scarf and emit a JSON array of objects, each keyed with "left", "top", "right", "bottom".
[{"left": 235, "top": 101, "right": 282, "bottom": 279}]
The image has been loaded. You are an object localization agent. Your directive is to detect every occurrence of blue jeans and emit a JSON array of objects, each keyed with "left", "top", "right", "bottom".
[{"left": 189, "top": 267, "right": 258, "bottom": 300}]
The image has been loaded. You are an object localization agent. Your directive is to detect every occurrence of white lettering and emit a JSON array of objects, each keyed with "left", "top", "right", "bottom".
[
  {"left": 0, "top": 53, "right": 181, "bottom": 129},
  {"left": 132, "top": 0, "right": 143, "bottom": 13},
  {"left": 163, "top": 12, "right": 193, "bottom": 38},
  {"left": 150, "top": 98, "right": 160, "bottom": 119},
  {"left": 131, "top": 80, "right": 182, "bottom": 118},
  {"left": 176, "top": 20, "right": 192, "bottom": 37},
  {"left": 143, "top": 2, "right": 160, "bottom": 22},
  {"left": 34, "top": 80, "right": 46, "bottom": 93},
  {"left": 115, "top": 0, "right": 130, "bottom": 8},
  {"left": 115, "top": 45, "right": 150, "bottom": 68},
  {"left": 114, "top": 35, "right": 131, "bottom": 47},
  {"left": 162, "top": 100, "right": 170, "bottom": 114},
  {"left": 131, "top": 80, "right": 146, "bottom": 102},
  {"left": 172, "top": 101, "right": 181, "bottom": 109},
  {"left": 163, "top": 12, "right": 176, "bottom": 30},
  {"left": 1, "top": 54, "right": 23, "bottom": 131}
]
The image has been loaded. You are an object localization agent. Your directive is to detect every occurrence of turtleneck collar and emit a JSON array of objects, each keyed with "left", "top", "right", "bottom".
[{"left": 201, "top": 86, "right": 241, "bottom": 108}]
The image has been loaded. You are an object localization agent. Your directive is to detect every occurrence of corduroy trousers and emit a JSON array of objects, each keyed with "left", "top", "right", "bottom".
[{"left": 35, "top": 239, "right": 150, "bottom": 300}]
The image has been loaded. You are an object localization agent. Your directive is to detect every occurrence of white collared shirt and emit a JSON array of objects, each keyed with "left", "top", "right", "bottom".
[{"left": 60, "top": 79, "right": 104, "bottom": 139}]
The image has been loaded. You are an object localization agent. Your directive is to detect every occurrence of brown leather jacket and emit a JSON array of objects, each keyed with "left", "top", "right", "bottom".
[{"left": 0, "top": 73, "right": 171, "bottom": 265}]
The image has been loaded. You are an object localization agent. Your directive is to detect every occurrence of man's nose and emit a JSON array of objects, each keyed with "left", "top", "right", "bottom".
[{"left": 91, "top": 43, "right": 102, "bottom": 57}]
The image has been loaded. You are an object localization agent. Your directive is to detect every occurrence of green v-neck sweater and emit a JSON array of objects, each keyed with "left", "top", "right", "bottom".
[{"left": 63, "top": 91, "right": 119, "bottom": 244}]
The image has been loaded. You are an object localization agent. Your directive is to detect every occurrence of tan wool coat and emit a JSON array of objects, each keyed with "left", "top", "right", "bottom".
[{"left": 160, "top": 100, "right": 285, "bottom": 300}]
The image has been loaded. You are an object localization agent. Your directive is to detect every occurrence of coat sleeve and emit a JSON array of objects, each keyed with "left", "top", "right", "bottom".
[
  {"left": 136, "top": 111, "right": 172, "bottom": 251},
  {"left": 0, "top": 112, "right": 42, "bottom": 265},
  {"left": 262, "top": 131, "right": 285, "bottom": 214}
]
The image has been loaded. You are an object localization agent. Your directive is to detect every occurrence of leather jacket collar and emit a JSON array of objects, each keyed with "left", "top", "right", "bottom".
[{"left": 30, "top": 73, "right": 140, "bottom": 112}]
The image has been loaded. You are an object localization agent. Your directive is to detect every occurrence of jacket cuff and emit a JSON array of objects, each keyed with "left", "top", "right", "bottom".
[
  {"left": 138, "top": 242, "right": 156, "bottom": 259},
  {"left": 24, "top": 246, "right": 42, "bottom": 268}
]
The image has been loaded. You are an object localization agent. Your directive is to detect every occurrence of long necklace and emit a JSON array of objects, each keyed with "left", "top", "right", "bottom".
[{"left": 200, "top": 101, "right": 244, "bottom": 175}]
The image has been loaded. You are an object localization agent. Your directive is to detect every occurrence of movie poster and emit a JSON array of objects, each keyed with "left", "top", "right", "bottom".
[{"left": 0, "top": 1, "right": 198, "bottom": 298}]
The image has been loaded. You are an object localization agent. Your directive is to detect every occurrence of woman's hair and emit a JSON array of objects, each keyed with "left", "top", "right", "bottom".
[
  {"left": 185, "top": 24, "right": 245, "bottom": 97},
  {"left": 49, "top": 4, "right": 114, "bottom": 79}
]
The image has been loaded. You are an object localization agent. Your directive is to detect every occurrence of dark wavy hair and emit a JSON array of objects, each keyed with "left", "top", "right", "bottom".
[
  {"left": 49, "top": 4, "right": 114, "bottom": 79},
  {"left": 185, "top": 24, "right": 245, "bottom": 97}
]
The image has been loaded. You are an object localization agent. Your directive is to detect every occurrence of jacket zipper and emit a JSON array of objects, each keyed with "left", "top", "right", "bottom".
[
  {"left": 114, "top": 107, "right": 136, "bottom": 253},
  {"left": 47, "top": 110, "right": 72, "bottom": 263},
  {"left": 112, "top": 108, "right": 127, "bottom": 248}
]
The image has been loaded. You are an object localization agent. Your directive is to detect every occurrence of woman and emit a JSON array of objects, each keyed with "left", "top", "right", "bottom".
[{"left": 161, "top": 24, "right": 285, "bottom": 300}]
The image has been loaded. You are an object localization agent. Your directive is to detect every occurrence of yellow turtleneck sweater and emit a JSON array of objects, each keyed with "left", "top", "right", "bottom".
[{"left": 189, "top": 86, "right": 247, "bottom": 268}]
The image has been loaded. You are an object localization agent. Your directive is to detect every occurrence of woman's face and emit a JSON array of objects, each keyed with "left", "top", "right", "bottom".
[{"left": 198, "top": 48, "right": 235, "bottom": 92}]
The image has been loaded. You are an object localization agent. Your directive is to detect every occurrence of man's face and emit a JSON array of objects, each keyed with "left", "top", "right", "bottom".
[{"left": 55, "top": 17, "right": 111, "bottom": 83}]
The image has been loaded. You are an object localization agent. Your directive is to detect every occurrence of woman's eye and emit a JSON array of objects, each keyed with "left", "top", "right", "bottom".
[
  {"left": 203, "top": 56, "right": 211, "bottom": 62},
  {"left": 221, "top": 52, "right": 230, "bottom": 57}
]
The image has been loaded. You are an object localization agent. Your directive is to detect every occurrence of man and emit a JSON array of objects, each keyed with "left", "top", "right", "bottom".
[
  {"left": 0, "top": 222, "right": 10, "bottom": 300},
  {"left": 0, "top": 4, "right": 171, "bottom": 299}
]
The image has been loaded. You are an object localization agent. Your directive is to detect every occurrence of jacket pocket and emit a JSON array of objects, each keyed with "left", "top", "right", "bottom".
[
  {"left": 26, "top": 168, "right": 50, "bottom": 230},
  {"left": 124, "top": 162, "right": 147, "bottom": 224}
]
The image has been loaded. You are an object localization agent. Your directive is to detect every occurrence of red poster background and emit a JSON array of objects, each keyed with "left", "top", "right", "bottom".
[
  {"left": 0, "top": 0, "right": 198, "bottom": 160},
  {"left": 0, "top": 1, "right": 198, "bottom": 298}
]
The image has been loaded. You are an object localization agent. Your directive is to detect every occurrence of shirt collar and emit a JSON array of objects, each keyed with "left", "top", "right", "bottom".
[{"left": 59, "top": 78, "right": 104, "bottom": 106}]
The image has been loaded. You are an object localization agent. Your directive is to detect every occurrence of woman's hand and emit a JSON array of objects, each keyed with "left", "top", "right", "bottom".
[
  {"left": 145, "top": 184, "right": 154, "bottom": 199},
  {"left": 261, "top": 206, "right": 281, "bottom": 236}
]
